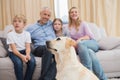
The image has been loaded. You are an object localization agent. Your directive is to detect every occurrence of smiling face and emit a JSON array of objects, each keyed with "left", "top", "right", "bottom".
[
  {"left": 40, "top": 8, "right": 51, "bottom": 24},
  {"left": 69, "top": 8, "right": 79, "bottom": 21}
]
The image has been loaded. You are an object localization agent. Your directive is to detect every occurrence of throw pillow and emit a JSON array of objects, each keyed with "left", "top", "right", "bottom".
[
  {"left": 0, "top": 37, "right": 9, "bottom": 52},
  {"left": 0, "top": 40, "right": 7, "bottom": 57},
  {"left": 98, "top": 37, "right": 120, "bottom": 50}
]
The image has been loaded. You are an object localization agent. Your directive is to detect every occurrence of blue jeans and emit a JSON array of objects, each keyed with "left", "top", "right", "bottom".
[
  {"left": 8, "top": 50, "right": 36, "bottom": 80},
  {"left": 77, "top": 40, "right": 107, "bottom": 80},
  {"left": 33, "top": 45, "right": 57, "bottom": 80}
]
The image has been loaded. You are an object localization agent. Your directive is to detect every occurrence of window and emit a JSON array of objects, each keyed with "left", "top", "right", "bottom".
[{"left": 54, "top": 0, "right": 68, "bottom": 23}]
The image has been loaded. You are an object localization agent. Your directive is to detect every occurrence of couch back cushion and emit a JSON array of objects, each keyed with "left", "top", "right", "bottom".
[
  {"left": 0, "top": 40, "right": 7, "bottom": 57},
  {"left": 3, "top": 25, "right": 14, "bottom": 38},
  {"left": 87, "top": 22, "right": 107, "bottom": 41}
]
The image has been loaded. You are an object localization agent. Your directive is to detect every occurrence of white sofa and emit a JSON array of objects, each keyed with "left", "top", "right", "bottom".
[
  {"left": 0, "top": 30, "right": 41, "bottom": 80},
  {"left": 0, "top": 23, "right": 120, "bottom": 80},
  {"left": 88, "top": 22, "right": 120, "bottom": 78}
]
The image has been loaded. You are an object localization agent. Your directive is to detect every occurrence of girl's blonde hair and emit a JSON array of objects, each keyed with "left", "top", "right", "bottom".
[
  {"left": 12, "top": 14, "right": 27, "bottom": 24},
  {"left": 52, "top": 18, "right": 63, "bottom": 26},
  {"left": 68, "top": 7, "right": 81, "bottom": 31}
]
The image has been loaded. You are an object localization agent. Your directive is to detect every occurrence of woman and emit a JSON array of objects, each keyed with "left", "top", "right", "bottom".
[{"left": 63, "top": 7, "right": 107, "bottom": 80}]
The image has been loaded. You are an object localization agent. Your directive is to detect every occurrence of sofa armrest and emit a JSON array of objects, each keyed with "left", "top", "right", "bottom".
[{"left": 98, "top": 37, "right": 120, "bottom": 50}]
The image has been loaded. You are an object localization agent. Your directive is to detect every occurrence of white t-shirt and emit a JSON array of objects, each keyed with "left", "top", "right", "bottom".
[{"left": 7, "top": 30, "right": 31, "bottom": 51}]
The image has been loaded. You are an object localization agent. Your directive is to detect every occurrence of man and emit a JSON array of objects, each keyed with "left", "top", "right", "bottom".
[{"left": 26, "top": 7, "right": 56, "bottom": 80}]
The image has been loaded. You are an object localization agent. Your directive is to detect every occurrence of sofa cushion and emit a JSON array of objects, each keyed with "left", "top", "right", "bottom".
[
  {"left": 96, "top": 49, "right": 120, "bottom": 73},
  {"left": 0, "top": 56, "right": 41, "bottom": 80},
  {"left": 0, "top": 57, "right": 14, "bottom": 69},
  {"left": 98, "top": 37, "right": 120, "bottom": 50},
  {"left": 0, "top": 40, "right": 7, "bottom": 57}
]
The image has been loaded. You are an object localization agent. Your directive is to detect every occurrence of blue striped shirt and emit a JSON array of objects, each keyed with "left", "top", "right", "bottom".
[{"left": 26, "top": 20, "right": 56, "bottom": 48}]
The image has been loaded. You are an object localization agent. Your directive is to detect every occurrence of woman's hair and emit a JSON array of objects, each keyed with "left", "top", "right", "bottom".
[
  {"left": 12, "top": 14, "right": 27, "bottom": 24},
  {"left": 68, "top": 7, "right": 81, "bottom": 31}
]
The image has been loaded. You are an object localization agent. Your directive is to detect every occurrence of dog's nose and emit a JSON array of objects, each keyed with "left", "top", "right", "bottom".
[{"left": 56, "top": 37, "right": 61, "bottom": 40}]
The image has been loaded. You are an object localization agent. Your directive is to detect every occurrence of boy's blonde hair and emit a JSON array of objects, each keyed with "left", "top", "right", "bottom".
[{"left": 12, "top": 14, "right": 27, "bottom": 24}]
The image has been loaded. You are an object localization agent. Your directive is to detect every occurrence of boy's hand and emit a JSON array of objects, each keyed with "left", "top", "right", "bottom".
[
  {"left": 21, "top": 55, "right": 28, "bottom": 63},
  {"left": 26, "top": 54, "right": 31, "bottom": 60}
]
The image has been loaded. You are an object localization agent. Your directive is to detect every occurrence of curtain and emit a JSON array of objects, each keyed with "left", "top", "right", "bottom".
[
  {"left": 0, "top": 0, "right": 120, "bottom": 36},
  {"left": 68, "top": 0, "right": 120, "bottom": 37},
  {"left": 0, "top": 0, "right": 54, "bottom": 30}
]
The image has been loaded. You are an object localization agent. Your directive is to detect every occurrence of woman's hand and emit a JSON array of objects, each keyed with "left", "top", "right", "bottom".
[
  {"left": 76, "top": 38, "right": 83, "bottom": 43},
  {"left": 76, "top": 35, "right": 90, "bottom": 43}
]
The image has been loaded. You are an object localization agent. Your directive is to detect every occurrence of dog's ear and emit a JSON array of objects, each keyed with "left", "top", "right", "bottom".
[{"left": 65, "top": 38, "right": 77, "bottom": 48}]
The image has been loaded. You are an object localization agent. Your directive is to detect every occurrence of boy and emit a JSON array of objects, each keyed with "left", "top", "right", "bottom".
[{"left": 7, "top": 14, "right": 36, "bottom": 80}]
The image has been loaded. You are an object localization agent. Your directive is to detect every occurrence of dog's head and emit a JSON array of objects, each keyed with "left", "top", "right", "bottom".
[{"left": 46, "top": 37, "right": 76, "bottom": 53}]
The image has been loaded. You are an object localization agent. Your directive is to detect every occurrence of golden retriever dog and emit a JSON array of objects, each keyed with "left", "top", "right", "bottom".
[{"left": 46, "top": 37, "right": 99, "bottom": 80}]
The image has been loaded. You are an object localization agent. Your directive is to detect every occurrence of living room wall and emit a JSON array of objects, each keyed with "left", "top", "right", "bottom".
[
  {"left": 0, "top": 0, "right": 120, "bottom": 37},
  {"left": 0, "top": 0, "right": 55, "bottom": 29}
]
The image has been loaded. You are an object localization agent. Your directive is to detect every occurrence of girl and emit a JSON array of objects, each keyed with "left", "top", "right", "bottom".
[
  {"left": 52, "top": 18, "right": 70, "bottom": 37},
  {"left": 7, "top": 14, "right": 36, "bottom": 80}
]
